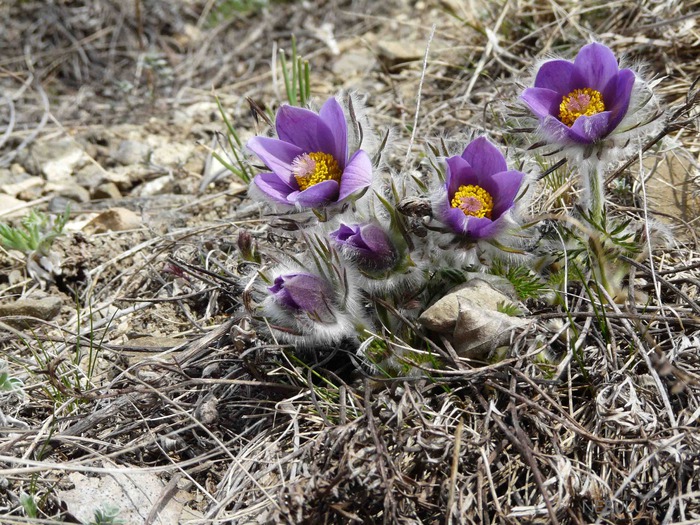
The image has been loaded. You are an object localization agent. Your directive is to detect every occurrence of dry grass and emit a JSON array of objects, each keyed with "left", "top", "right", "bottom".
[{"left": 1, "top": 0, "right": 700, "bottom": 523}]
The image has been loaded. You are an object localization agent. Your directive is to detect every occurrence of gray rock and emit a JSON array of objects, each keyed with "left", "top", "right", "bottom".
[
  {"left": 0, "top": 193, "right": 27, "bottom": 217},
  {"left": 150, "top": 143, "right": 194, "bottom": 168},
  {"left": 28, "top": 138, "right": 89, "bottom": 182},
  {"left": 112, "top": 140, "right": 151, "bottom": 166},
  {"left": 377, "top": 40, "right": 424, "bottom": 70},
  {"left": 121, "top": 336, "right": 186, "bottom": 349},
  {"left": 0, "top": 297, "right": 63, "bottom": 322},
  {"left": 48, "top": 196, "right": 79, "bottom": 214},
  {"left": 1, "top": 176, "right": 44, "bottom": 198},
  {"left": 333, "top": 48, "right": 376, "bottom": 78},
  {"left": 83, "top": 207, "right": 141, "bottom": 233},
  {"left": 46, "top": 182, "right": 91, "bottom": 203},
  {"left": 134, "top": 174, "right": 175, "bottom": 197},
  {"left": 419, "top": 279, "right": 527, "bottom": 359},
  {"left": 91, "top": 182, "right": 122, "bottom": 200}
]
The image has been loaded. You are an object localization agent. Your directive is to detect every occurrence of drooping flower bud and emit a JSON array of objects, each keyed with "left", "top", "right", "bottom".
[
  {"left": 268, "top": 273, "right": 336, "bottom": 323},
  {"left": 330, "top": 222, "right": 400, "bottom": 276}
]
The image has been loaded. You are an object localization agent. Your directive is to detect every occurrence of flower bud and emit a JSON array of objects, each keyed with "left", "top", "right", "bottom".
[
  {"left": 330, "top": 223, "right": 400, "bottom": 275},
  {"left": 237, "top": 229, "right": 259, "bottom": 263},
  {"left": 268, "top": 273, "right": 336, "bottom": 323}
]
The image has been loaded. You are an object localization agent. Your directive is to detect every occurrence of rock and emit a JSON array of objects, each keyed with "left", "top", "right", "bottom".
[
  {"left": 377, "top": 40, "right": 425, "bottom": 70},
  {"left": 112, "top": 140, "right": 150, "bottom": 166},
  {"left": 74, "top": 163, "right": 107, "bottom": 189},
  {"left": 134, "top": 174, "right": 175, "bottom": 197},
  {"left": 150, "top": 143, "right": 194, "bottom": 168},
  {"left": 640, "top": 152, "right": 700, "bottom": 241},
  {"left": 0, "top": 194, "right": 27, "bottom": 217},
  {"left": 83, "top": 208, "right": 141, "bottom": 233},
  {"left": 103, "top": 166, "right": 139, "bottom": 191},
  {"left": 45, "top": 182, "right": 91, "bottom": 203},
  {"left": 1, "top": 176, "right": 43, "bottom": 198},
  {"left": 58, "top": 470, "right": 202, "bottom": 525},
  {"left": 332, "top": 49, "right": 376, "bottom": 78},
  {"left": 48, "top": 196, "right": 79, "bottom": 214},
  {"left": 121, "top": 336, "right": 186, "bottom": 350},
  {"left": 91, "top": 182, "right": 122, "bottom": 200},
  {"left": 28, "top": 138, "right": 89, "bottom": 182},
  {"left": 0, "top": 297, "right": 63, "bottom": 322},
  {"left": 419, "top": 279, "right": 527, "bottom": 359}
]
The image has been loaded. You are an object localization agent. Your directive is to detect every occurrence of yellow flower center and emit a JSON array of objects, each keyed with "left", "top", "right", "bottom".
[
  {"left": 559, "top": 88, "right": 606, "bottom": 127},
  {"left": 292, "top": 152, "right": 342, "bottom": 191},
  {"left": 451, "top": 184, "right": 493, "bottom": 219}
]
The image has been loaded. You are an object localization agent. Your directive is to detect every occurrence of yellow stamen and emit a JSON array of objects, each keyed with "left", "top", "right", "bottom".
[
  {"left": 451, "top": 184, "right": 493, "bottom": 219},
  {"left": 293, "top": 152, "right": 342, "bottom": 191},
  {"left": 559, "top": 88, "right": 606, "bottom": 127}
]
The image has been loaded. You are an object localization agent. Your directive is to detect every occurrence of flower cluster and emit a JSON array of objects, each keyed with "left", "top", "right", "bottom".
[{"left": 232, "top": 41, "right": 664, "bottom": 373}]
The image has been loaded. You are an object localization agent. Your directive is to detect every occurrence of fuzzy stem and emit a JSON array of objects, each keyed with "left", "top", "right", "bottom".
[{"left": 585, "top": 163, "right": 605, "bottom": 223}]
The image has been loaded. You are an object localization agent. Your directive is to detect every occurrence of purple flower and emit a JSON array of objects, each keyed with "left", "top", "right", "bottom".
[
  {"left": 436, "top": 137, "right": 524, "bottom": 240},
  {"left": 247, "top": 97, "right": 372, "bottom": 208},
  {"left": 268, "top": 273, "right": 335, "bottom": 322},
  {"left": 521, "top": 43, "right": 635, "bottom": 144},
  {"left": 330, "top": 223, "right": 399, "bottom": 274}
]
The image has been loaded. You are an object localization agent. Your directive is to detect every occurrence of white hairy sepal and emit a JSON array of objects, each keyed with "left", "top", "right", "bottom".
[
  {"left": 261, "top": 295, "right": 359, "bottom": 346},
  {"left": 260, "top": 262, "right": 368, "bottom": 347}
]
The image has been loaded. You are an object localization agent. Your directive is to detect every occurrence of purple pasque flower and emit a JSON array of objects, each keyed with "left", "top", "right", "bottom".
[
  {"left": 247, "top": 97, "right": 372, "bottom": 208},
  {"left": 330, "top": 222, "right": 399, "bottom": 274},
  {"left": 436, "top": 137, "right": 524, "bottom": 240},
  {"left": 268, "top": 272, "right": 336, "bottom": 323},
  {"left": 521, "top": 42, "right": 635, "bottom": 144}
]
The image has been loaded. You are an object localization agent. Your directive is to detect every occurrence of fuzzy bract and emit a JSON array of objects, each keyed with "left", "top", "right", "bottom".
[
  {"left": 330, "top": 222, "right": 399, "bottom": 274},
  {"left": 247, "top": 97, "right": 372, "bottom": 208},
  {"left": 436, "top": 137, "right": 524, "bottom": 240},
  {"left": 521, "top": 43, "right": 635, "bottom": 145}
]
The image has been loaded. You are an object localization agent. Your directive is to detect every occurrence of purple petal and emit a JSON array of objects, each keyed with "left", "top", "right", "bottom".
[
  {"left": 539, "top": 115, "right": 577, "bottom": 143},
  {"left": 445, "top": 155, "right": 479, "bottom": 196},
  {"left": 605, "top": 69, "right": 635, "bottom": 131},
  {"left": 572, "top": 43, "right": 619, "bottom": 91},
  {"left": 466, "top": 216, "right": 505, "bottom": 239},
  {"left": 440, "top": 204, "right": 472, "bottom": 236},
  {"left": 254, "top": 172, "right": 296, "bottom": 205},
  {"left": 460, "top": 137, "right": 508, "bottom": 177},
  {"left": 275, "top": 105, "right": 336, "bottom": 156},
  {"left": 293, "top": 179, "right": 339, "bottom": 207},
  {"left": 270, "top": 273, "right": 334, "bottom": 320},
  {"left": 568, "top": 111, "right": 612, "bottom": 143},
  {"left": 319, "top": 97, "right": 348, "bottom": 167},
  {"left": 533, "top": 60, "right": 576, "bottom": 94},
  {"left": 247, "top": 136, "right": 303, "bottom": 180},
  {"left": 338, "top": 150, "right": 372, "bottom": 202},
  {"left": 521, "top": 87, "right": 562, "bottom": 120},
  {"left": 478, "top": 170, "right": 525, "bottom": 219},
  {"left": 330, "top": 223, "right": 360, "bottom": 244},
  {"left": 357, "top": 224, "right": 396, "bottom": 262}
]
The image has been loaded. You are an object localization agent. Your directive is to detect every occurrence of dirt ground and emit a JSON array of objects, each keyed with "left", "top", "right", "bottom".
[{"left": 1, "top": 0, "right": 700, "bottom": 523}]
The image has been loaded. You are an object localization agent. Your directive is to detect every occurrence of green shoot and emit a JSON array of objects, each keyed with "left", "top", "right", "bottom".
[
  {"left": 279, "top": 35, "right": 311, "bottom": 106},
  {"left": 0, "top": 370, "right": 23, "bottom": 392},
  {"left": 213, "top": 95, "right": 254, "bottom": 184},
  {"left": 0, "top": 207, "right": 70, "bottom": 255},
  {"left": 20, "top": 491, "right": 38, "bottom": 518},
  {"left": 489, "top": 260, "right": 548, "bottom": 300},
  {"left": 90, "top": 504, "right": 126, "bottom": 525}
]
